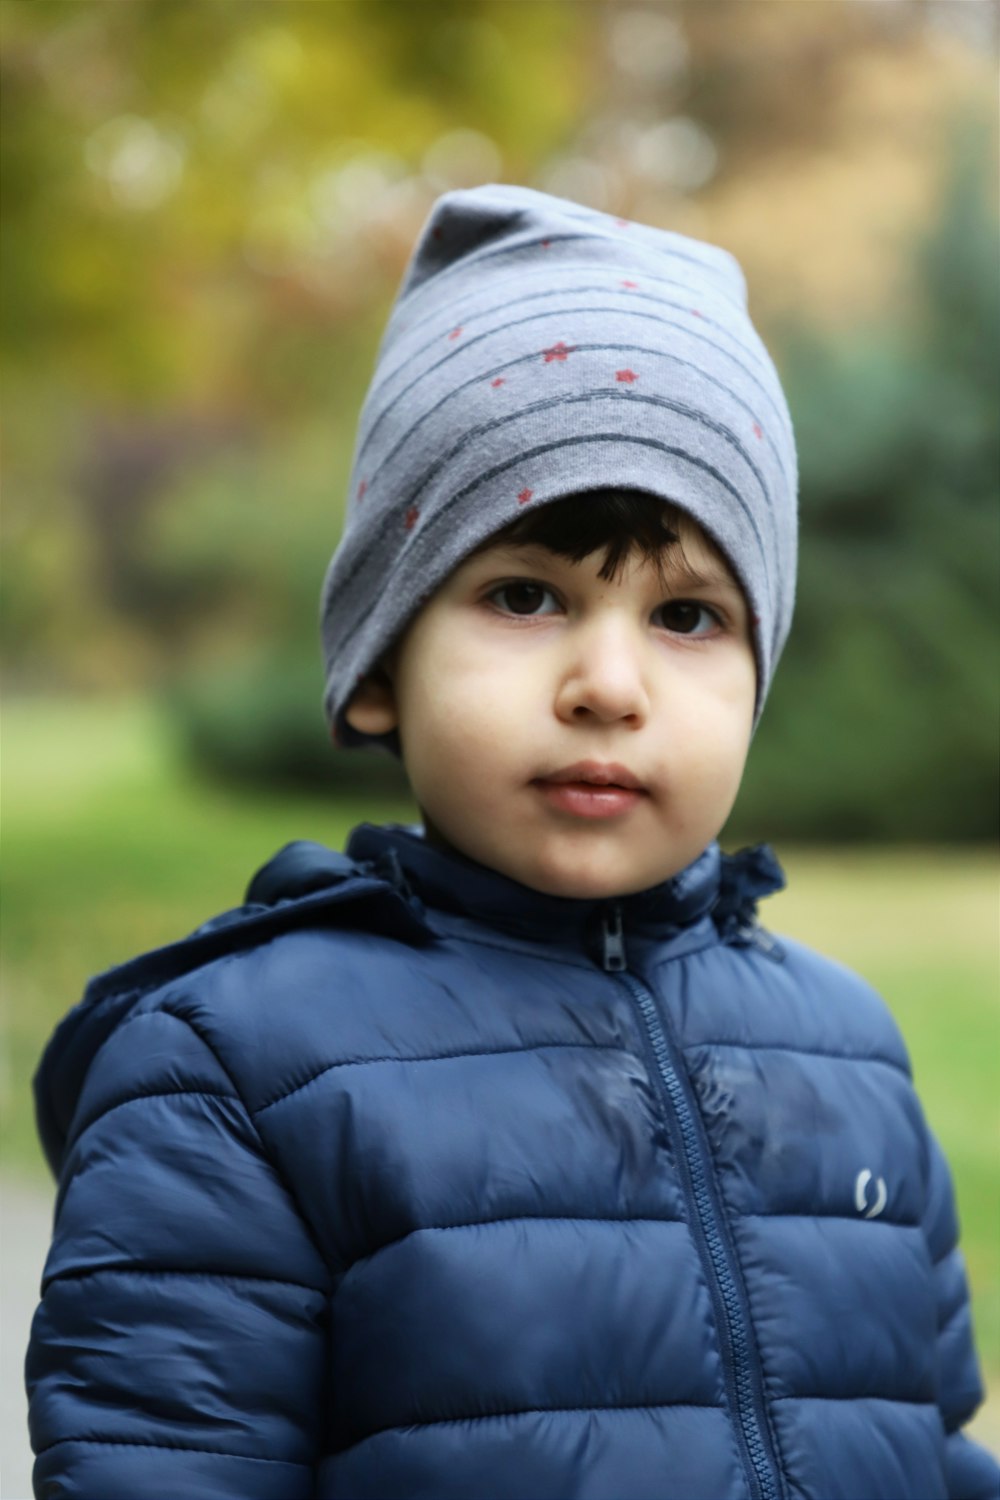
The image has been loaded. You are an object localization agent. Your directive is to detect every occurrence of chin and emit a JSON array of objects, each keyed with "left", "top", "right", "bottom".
[{"left": 519, "top": 849, "right": 650, "bottom": 903}]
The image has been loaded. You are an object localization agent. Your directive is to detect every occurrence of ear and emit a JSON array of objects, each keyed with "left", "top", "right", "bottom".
[{"left": 344, "top": 665, "right": 399, "bottom": 736}]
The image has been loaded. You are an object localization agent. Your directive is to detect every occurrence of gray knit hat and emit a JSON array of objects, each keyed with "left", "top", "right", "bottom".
[{"left": 321, "top": 183, "right": 797, "bottom": 747}]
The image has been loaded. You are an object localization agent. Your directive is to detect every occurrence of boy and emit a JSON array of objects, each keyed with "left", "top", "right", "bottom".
[{"left": 26, "top": 186, "right": 997, "bottom": 1499}]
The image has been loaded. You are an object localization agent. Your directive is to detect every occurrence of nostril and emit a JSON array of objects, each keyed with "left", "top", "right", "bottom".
[{"left": 572, "top": 703, "right": 642, "bottom": 725}]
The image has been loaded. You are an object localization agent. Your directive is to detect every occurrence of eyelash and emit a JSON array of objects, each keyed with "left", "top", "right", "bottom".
[{"left": 484, "top": 580, "right": 726, "bottom": 638}]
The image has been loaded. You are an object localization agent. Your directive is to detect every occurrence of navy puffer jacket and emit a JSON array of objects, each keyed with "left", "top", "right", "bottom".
[{"left": 27, "top": 824, "right": 997, "bottom": 1500}]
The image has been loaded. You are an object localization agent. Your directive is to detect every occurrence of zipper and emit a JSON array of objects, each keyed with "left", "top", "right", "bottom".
[
  {"left": 599, "top": 901, "right": 627, "bottom": 971},
  {"left": 599, "top": 904, "right": 783, "bottom": 1500}
]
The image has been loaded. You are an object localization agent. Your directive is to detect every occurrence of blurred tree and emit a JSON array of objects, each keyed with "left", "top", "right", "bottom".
[
  {"left": 0, "top": 0, "right": 584, "bottom": 401},
  {"left": 734, "top": 111, "right": 999, "bottom": 840}
]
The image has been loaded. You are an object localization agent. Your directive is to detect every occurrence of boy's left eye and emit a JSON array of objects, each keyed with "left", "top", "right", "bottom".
[
  {"left": 654, "top": 600, "right": 720, "bottom": 636},
  {"left": 489, "top": 581, "right": 560, "bottom": 616}
]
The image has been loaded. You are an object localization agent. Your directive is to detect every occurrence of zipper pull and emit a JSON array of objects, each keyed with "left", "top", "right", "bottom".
[{"left": 600, "top": 902, "right": 627, "bottom": 972}]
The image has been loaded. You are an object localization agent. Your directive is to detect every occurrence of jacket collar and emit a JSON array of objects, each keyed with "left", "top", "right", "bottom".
[{"left": 344, "top": 822, "right": 777, "bottom": 955}]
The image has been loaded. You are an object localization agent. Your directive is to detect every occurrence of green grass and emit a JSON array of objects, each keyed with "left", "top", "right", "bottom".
[{"left": 3, "top": 697, "right": 997, "bottom": 1381}]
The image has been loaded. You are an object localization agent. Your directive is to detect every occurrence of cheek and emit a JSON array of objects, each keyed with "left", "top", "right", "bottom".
[
  {"left": 667, "top": 680, "right": 753, "bottom": 791},
  {"left": 399, "top": 658, "right": 508, "bottom": 787},
  {"left": 411, "top": 628, "right": 527, "bottom": 724},
  {"left": 695, "top": 655, "right": 756, "bottom": 741}
]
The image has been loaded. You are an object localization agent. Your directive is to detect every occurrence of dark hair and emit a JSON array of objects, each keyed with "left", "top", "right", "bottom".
[{"left": 474, "top": 489, "right": 692, "bottom": 585}]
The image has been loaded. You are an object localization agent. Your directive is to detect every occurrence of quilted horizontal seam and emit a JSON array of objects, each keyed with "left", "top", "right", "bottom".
[
  {"left": 360, "top": 1399, "right": 725, "bottom": 1439},
  {"left": 684, "top": 1038, "right": 910, "bottom": 1077},
  {"left": 738, "top": 1211, "right": 921, "bottom": 1228},
  {"left": 114, "top": 1007, "right": 209, "bottom": 1035},
  {"left": 409, "top": 1213, "right": 685, "bottom": 1232},
  {"left": 35, "top": 1435, "right": 308, "bottom": 1464},
  {"left": 70, "top": 1089, "right": 239, "bottom": 1145},
  {"left": 254, "top": 1039, "right": 629, "bottom": 1116},
  {"left": 349, "top": 1213, "right": 687, "bottom": 1267},
  {"left": 769, "top": 1394, "right": 936, "bottom": 1407},
  {"left": 43, "top": 1265, "right": 326, "bottom": 1295}
]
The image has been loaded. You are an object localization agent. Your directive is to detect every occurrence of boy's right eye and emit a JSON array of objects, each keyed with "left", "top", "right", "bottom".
[{"left": 488, "top": 580, "right": 560, "bottom": 616}]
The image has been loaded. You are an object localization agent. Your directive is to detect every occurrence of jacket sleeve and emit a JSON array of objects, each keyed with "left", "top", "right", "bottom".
[
  {"left": 26, "top": 1006, "right": 332, "bottom": 1499},
  {"left": 921, "top": 1127, "right": 1000, "bottom": 1499}
]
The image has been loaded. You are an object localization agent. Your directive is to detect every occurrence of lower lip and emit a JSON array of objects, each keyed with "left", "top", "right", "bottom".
[{"left": 534, "top": 781, "right": 644, "bottom": 819}]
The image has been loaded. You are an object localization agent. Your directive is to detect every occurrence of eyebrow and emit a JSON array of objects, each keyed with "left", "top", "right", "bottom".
[
  {"left": 665, "top": 560, "right": 743, "bottom": 593},
  {"left": 479, "top": 544, "right": 742, "bottom": 595}
]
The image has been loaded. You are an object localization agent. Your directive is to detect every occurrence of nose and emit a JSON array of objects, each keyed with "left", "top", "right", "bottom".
[{"left": 554, "top": 618, "right": 650, "bottom": 727}]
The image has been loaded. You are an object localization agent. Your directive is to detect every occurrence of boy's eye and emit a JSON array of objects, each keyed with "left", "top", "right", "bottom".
[
  {"left": 489, "top": 581, "right": 560, "bottom": 616},
  {"left": 655, "top": 600, "right": 720, "bottom": 636}
]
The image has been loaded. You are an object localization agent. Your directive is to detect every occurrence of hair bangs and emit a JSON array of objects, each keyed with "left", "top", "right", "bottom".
[{"left": 477, "top": 490, "right": 693, "bottom": 585}]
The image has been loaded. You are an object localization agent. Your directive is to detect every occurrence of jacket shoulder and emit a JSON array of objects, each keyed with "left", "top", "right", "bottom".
[
  {"left": 684, "top": 928, "right": 913, "bottom": 1078},
  {"left": 137, "top": 914, "right": 442, "bottom": 1118},
  {"left": 772, "top": 934, "right": 913, "bottom": 1074},
  {"left": 34, "top": 843, "right": 432, "bottom": 1176}
]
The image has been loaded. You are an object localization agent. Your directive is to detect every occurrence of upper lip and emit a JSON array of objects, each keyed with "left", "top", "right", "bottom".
[{"left": 536, "top": 761, "right": 645, "bottom": 791}]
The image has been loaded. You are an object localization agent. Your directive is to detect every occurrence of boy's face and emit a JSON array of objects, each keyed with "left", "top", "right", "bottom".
[{"left": 346, "top": 518, "right": 757, "bottom": 900}]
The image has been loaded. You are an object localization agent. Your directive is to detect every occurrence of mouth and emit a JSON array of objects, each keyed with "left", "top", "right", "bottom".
[
  {"left": 531, "top": 762, "right": 648, "bottom": 821},
  {"left": 535, "top": 761, "right": 646, "bottom": 792}
]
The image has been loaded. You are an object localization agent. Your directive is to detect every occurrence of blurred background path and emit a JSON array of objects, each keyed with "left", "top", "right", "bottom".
[{"left": 2, "top": 1177, "right": 52, "bottom": 1500}]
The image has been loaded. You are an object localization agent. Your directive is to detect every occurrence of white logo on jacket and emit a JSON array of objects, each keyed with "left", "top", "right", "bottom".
[{"left": 854, "top": 1168, "right": 887, "bottom": 1219}]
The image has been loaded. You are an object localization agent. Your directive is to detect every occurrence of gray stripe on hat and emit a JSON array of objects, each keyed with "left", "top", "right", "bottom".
[
  {"left": 386, "top": 263, "right": 751, "bottom": 351},
  {"left": 366, "top": 341, "right": 791, "bottom": 499},
  {"left": 359, "top": 299, "right": 789, "bottom": 460}
]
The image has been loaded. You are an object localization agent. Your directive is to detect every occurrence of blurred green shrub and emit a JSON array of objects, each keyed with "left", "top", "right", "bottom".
[
  {"left": 172, "top": 651, "right": 409, "bottom": 795},
  {"left": 133, "top": 420, "right": 405, "bottom": 795},
  {"left": 733, "top": 115, "right": 999, "bottom": 841}
]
